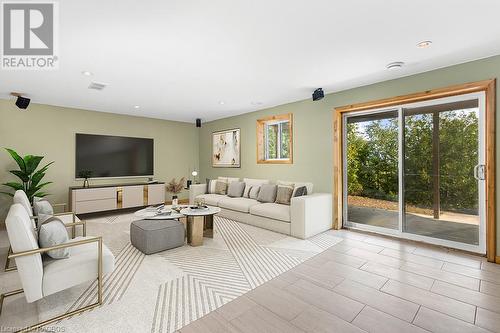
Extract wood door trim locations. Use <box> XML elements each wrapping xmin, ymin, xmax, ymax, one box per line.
<box><xmin>333</xmin><ymin>79</ymin><xmax>497</xmax><ymax>262</ymax></box>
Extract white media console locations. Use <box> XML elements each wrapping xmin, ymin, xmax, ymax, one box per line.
<box><xmin>69</xmin><ymin>183</ymin><xmax>165</xmax><ymax>214</ymax></box>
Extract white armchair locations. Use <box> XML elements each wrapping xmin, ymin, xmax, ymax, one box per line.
<box><xmin>0</xmin><ymin>204</ymin><xmax>115</xmax><ymax>332</ymax></box>
<box><xmin>5</xmin><ymin>190</ymin><xmax>87</xmax><ymax>272</ymax></box>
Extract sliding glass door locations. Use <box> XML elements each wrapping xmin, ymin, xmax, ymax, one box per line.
<box><xmin>343</xmin><ymin>93</ymin><xmax>486</xmax><ymax>253</ymax></box>
<box><xmin>344</xmin><ymin>110</ymin><xmax>399</xmax><ymax>231</ymax></box>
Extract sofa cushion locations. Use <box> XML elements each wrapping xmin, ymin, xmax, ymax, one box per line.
<box><xmin>38</xmin><ymin>217</ymin><xmax>70</xmax><ymax>259</ymax></box>
<box><xmin>195</xmin><ymin>194</ymin><xmax>227</xmax><ymax>206</ymax></box>
<box><xmin>293</xmin><ymin>186</ymin><xmax>308</xmax><ymax>197</ymax></box>
<box><xmin>219</xmin><ymin>197</ymin><xmax>260</xmax><ymax>213</ymax></box>
<box><xmin>257</xmin><ymin>184</ymin><xmax>277</xmax><ymax>203</ymax></box>
<box><xmin>250</xmin><ymin>203</ymin><xmax>291</xmax><ymax>222</ymax></box>
<box><xmin>227</xmin><ymin>181</ymin><xmax>245</xmax><ymax>197</ymax></box>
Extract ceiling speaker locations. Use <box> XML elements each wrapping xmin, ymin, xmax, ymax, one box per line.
<box><xmin>312</xmin><ymin>88</ymin><xmax>324</xmax><ymax>101</ymax></box>
<box><xmin>15</xmin><ymin>96</ymin><xmax>31</xmax><ymax>109</ymax></box>
<box><xmin>196</xmin><ymin>118</ymin><xmax>202</xmax><ymax>128</ymax></box>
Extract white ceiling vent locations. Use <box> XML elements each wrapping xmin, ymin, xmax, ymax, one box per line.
<box><xmin>88</xmin><ymin>82</ymin><xmax>107</xmax><ymax>90</ymax></box>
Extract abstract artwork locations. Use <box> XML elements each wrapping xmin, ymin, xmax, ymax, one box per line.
<box><xmin>212</xmin><ymin>128</ymin><xmax>240</xmax><ymax>168</ymax></box>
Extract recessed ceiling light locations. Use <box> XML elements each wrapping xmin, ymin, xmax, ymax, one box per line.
<box><xmin>81</xmin><ymin>71</ymin><xmax>93</xmax><ymax>76</ymax></box>
<box><xmin>416</xmin><ymin>40</ymin><xmax>432</xmax><ymax>48</ymax></box>
<box><xmin>386</xmin><ymin>62</ymin><xmax>405</xmax><ymax>70</ymax></box>
<box><xmin>134</xmin><ymin>105</ymin><xmax>140</xmax><ymax>109</ymax></box>
<box><xmin>251</xmin><ymin>101</ymin><xmax>263</xmax><ymax>106</ymax></box>
<box><xmin>219</xmin><ymin>101</ymin><xmax>225</xmax><ymax>105</ymax></box>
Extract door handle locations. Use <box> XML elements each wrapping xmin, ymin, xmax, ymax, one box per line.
<box><xmin>474</xmin><ymin>164</ymin><xmax>486</xmax><ymax>180</ymax></box>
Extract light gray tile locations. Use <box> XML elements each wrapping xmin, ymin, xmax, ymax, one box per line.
<box><xmin>290</xmin><ymin>262</ymin><xmax>344</xmax><ymax>290</ymax></box>
<box><xmin>180</xmin><ymin>311</ymin><xmax>240</xmax><ymax>333</ymax></box>
<box><xmin>480</xmin><ymin>280</ymin><xmax>500</xmax><ymax>298</ymax></box>
<box><xmin>285</xmin><ymin>279</ymin><xmax>364</xmax><ymax>322</ymax></box>
<box><xmin>481</xmin><ymin>260</ymin><xmax>500</xmax><ymax>274</ymax></box>
<box><xmin>413</xmin><ymin>307</ymin><xmax>489</xmax><ymax>333</ymax></box>
<box><xmin>229</xmin><ymin>305</ymin><xmax>305</xmax><ymax>333</ymax></box>
<box><xmin>361</xmin><ymin>262</ymin><xmax>434</xmax><ymax>290</ymax></box>
<box><xmin>380</xmin><ymin>248</ymin><xmax>444</xmax><ymax>269</ymax></box>
<box><xmin>246</xmin><ymin>284</ymin><xmax>310</xmax><ymax>321</ymax></box>
<box><xmin>321</xmin><ymin>261</ymin><xmax>388</xmax><ymax>289</ymax></box>
<box><xmin>340</xmin><ymin>238</ymin><xmax>385</xmax><ymax>253</ymax></box>
<box><xmin>216</xmin><ymin>296</ymin><xmax>258</xmax><ymax>321</ymax></box>
<box><xmin>267</xmin><ymin>271</ymin><xmax>300</xmax><ymax>289</ymax></box>
<box><xmin>412</xmin><ymin>247</ymin><xmax>482</xmax><ymax>269</ymax></box>
<box><xmin>346</xmin><ymin>247</ymin><xmax>403</xmax><ymax>268</ymax></box>
<box><xmin>381</xmin><ymin>279</ymin><xmax>476</xmax><ymax>323</ymax></box>
<box><xmin>431</xmin><ymin>280</ymin><xmax>500</xmax><ymax>313</ymax></box>
<box><xmin>291</xmin><ymin>306</ymin><xmax>365</xmax><ymax>333</ymax></box>
<box><xmin>334</xmin><ymin>279</ymin><xmax>419</xmax><ymax>322</ymax></box>
<box><xmin>476</xmin><ymin>307</ymin><xmax>500</xmax><ymax>333</ymax></box>
<box><xmin>352</xmin><ymin>306</ymin><xmax>427</xmax><ymax>333</ymax></box>
<box><xmin>308</xmin><ymin>250</ymin><xmax>367</xmax><ymax>268</ymax></box>
<box><xmin>400</xmin><ymin>262</ymin><xmax>480</xmax><ymax>290</ymax></box>
<box><xmin>443</xmin><ymin>262</ymin><xmax>500</xmax><ymax>284</ymax></box>
<box><xmin>362</xmin><ymin>235</ymin><xmax>417</xmax><ymax>253</ymax></box>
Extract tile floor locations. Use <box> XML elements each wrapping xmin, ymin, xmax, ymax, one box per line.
<box><xmin>179</xmin><ymin>229</ymin><xmax>500</xmax><ymax>333</ymax></box>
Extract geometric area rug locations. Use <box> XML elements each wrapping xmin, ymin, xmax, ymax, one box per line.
<box><xmin>0</xmin><ymin>214</ymin><xmax>341</xmax><ymax>333</ymax></box>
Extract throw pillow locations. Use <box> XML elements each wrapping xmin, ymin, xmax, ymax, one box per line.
<box><xmin>206</xmin><ymin>178</ymin><xmax>217</xmax><ymax>194</ymax></box>
<box><xmin>33</xmin><ymin>197</ymin><xmax>54</xmax><ymax>216</ymax></box>
<box><xmin>249</xmin><ymin>186</ymin><xmax>261</xmax><ymax>199</ymax></box>
<box><xmin>293</xmin><ymin>186</ymin><xmax>308</xmax><ymax>197</ymax></box>
<box><xmin>275</xmin><ymin>185</ymin><xmax>294</xmax><ymax>205</ymax></box>
<box><xmin>38</xmin><ymin>217</ymin><xmax>70</xmax><ymax>259</ymax></box>
<box><xmin>257</xmin><ymin>184</ymin><xmax>277</xmax><ymax>203</ymax></box>
<box><xmin>214</xmin><ymin>180</ymin><xmax>228</xmax><ymax>195</ymax></box>
<box><xmin>227</xmin><ymin>181</ymin><xmax>245</xmax><ymax>198</ymax></box>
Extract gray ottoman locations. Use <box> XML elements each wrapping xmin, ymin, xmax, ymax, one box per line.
<box><xmin>130</xmin><ymin>219</ymin><xmax>185</xmax><ymax>254</ymax></box>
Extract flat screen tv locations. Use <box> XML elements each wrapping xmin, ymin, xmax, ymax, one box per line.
<box><xmin>75</xmin><ymin>133</ymin><xmax>154</xmax><ymax>178</ymax></box>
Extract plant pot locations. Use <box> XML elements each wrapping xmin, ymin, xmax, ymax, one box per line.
<box><xmin>83</xmin><ymin>178</ymin><xmax>90</xmax><ymax>188</ymax></box>
<box><xmin>172</xmin><ymin>195</ymin><xmax>179</xmax><ymax>207</ymax></box>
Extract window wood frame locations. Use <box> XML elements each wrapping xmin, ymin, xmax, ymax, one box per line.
<box><xmin>333</xmin><ymin>79</ymin><xmax>496</xmax><ymax>262</ymax></box>
<box><xmin>257</xmin><ymin>113</ymin><xmax>293</xmax><ymax>164</ymax></box>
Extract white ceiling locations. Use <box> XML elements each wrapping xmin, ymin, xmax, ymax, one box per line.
<box><xmin>2</xmin><ymin>0</ymin><xmax>500</xmax><ymax>123</ymax></box>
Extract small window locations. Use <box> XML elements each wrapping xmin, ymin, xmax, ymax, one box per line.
<box><xmin>257</xmin><ymin>113</ymin><xmax>293</xmax><ymax>164</ymax></box>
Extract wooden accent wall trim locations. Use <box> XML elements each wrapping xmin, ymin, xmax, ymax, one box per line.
<box><xmin>486</xmin><ymin>79</ymin><xmax>496</xmax><ymax>262</ymax></box>
<box><xmin>333</xmin><ymin>79</ymin><xmax>497</xmax><ymax>262</ymax></box>
<box><xmin>256</xmin><ymin>113</ymin><xmax>294</xmax><ymax>164</ymax></box>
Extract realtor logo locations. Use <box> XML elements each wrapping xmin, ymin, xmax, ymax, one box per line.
<box><xmin>1</xmin><ymin>1</ymin><xmax>59</xmax><ymax>70</ymax></box>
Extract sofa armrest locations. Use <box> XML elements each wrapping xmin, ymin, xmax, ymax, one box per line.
<box><xmin>189</xmin><ymin>184</ymin><xmax>208</xmax><ymax>204</ymax></box>
<box><xmin>290</xmin><ymin>193</ymin><xmax>332</xmax><ymax>239</ymax></box>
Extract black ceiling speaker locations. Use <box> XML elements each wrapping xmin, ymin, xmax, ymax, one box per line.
<box><xmin>196</xmin><ymin>118</ymin><xmax>202</xmax><ymax>128</ymax></box>
<box><xmin>312</xmin><ymin>88</ymin><xmax>324</xmax><ymax>101</ymax></box>
<box><xmin>15</xmin><ymin>96</ymin><xmax>31</xmax><ymax>109</ymax></box>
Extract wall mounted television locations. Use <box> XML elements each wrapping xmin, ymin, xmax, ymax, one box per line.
<box><xmin>75</xmin><ymin>133</ymin><xmax>154</xmax><ymax>178</ymax></box>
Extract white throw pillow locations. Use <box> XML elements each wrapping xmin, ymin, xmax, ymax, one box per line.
<box><xmin>38</xmin><ymin>217</ymin><xmax>70</xmax><ymax>259</ymax></box>
<box><xmin>33</xmin><ymin>197</ymin><xmax>54</xmax><ymax>216</ymax></box>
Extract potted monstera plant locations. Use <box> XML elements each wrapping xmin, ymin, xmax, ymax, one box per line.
<box><xmin>1</xmin><ymin>148</ymin><xmax>54</xmax><ymax>203</ymax></box>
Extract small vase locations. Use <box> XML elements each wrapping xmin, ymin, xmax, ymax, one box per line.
<box><xmin>172</xmin><ymin>195</ymin><xmax>178</xmax><ymax>207</ymax></box>
<box><xmin>83</xmin><ymin>178</ymin><xmax>89</xmax><ymax>188</ymax></box>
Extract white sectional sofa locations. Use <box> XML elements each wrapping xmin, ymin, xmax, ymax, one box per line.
<box><xmin>189</xmin><ymin>177</ymin><xmax>332</xmax><ymax>239</ymax></box>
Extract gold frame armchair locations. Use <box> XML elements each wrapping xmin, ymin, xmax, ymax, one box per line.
<box><xmin>4</xmin><ymin>190</ymin><xmax>87</xmax><ymax>272</ymax></box>
<box><xmin>0</xmin><ymin>204</ymin><xmax>115</xmax><ymax>333</ymax></box>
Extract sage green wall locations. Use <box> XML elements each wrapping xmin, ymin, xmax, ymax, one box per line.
<box><xmin>0</xmin><ymin>101</ymin><xmax>199</xmax><ymax>220</ymax></box>
<box><xmin>199</xmin><ymin>54</ymin><xmax>500</xmax><ymax>252</ymax></box>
